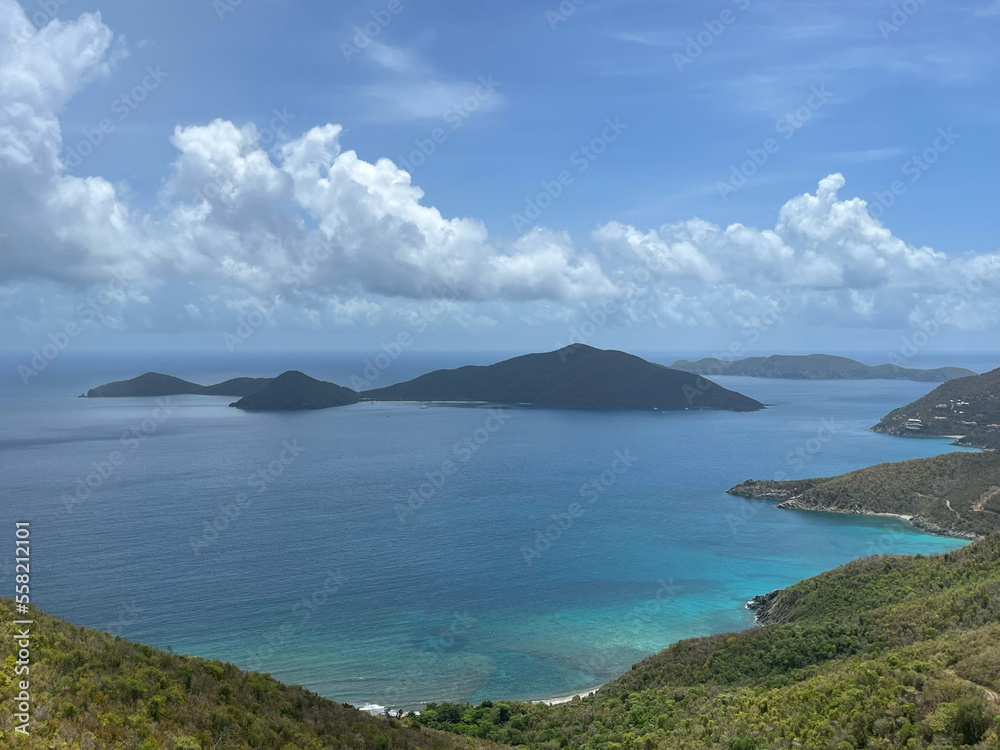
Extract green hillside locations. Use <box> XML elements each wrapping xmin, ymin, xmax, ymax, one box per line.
<box><xmin>86</xmin><ymin>373</ymin><xmax>273</xmax><ymax>398</ymax></box>
<box><xmin>729</xmin><ymin>451</ymin><xmax>1000</xmax><ymax>539</ymax></box>
<box><xmin>229</xmin><ymin>370</ymin><xmax>359</xmax><ymax>411</ymax></box>
<box><xmin>413</xmin><ymin>534</ymin><xmax>1000</xmax><ymax>749</ymax></box>
<box><xmin>0</xmin><ymin>599</ymin><xmax>497</xmax><ymax>750</ymax></box>
<box><xmin>872</xmin><ymin>368</ymin><xmax>1000</xmax><ymax>450</ymax></box>
<box><xmin>365</xmin><ymin>346</ymin><xmax>763</xmax><ymax>412</ymax></box>
<box><xmin>670</xmin><ymin>354</ymin><xmax>976</xmax><ymax>382</ymax></box>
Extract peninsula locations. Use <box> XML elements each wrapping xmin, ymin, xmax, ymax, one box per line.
<box><xmin>84</xmin><ymin>372</ymin><xmax>273</xmax><ymax>398</ymax></box>
<box><xmin>872</xmin><ymin>367</ymin><xmax>1000</xmax><ymax>450</ymax></box>
<box><xmin>365</xmin><ymin>345</ymin><xmax>763</xmax><ymax>411</ymax></box>
<box><xmin>728</xmin><ymin>450</ymin><xmax>1000</xmax><ymax>539</ymax></box>
<box><xmin>670</xmin><ymin>353</ymin><xmax>975</xmax><ymax>382</ymax></box>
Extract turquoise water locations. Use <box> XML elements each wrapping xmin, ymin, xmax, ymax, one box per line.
<box><xmin>0</xmin><ymin>351</ymin><xmax>992</xmax><ymax>710</ymax></box>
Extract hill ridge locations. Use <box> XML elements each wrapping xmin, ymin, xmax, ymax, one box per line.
<box><xmin>671</xmin><ymin>353</ymin><xmax>976</xmax><ymax>382</ymax></box>
<box><xmin>365</xmin><ymin>345</ymin><xmax>764</xmax><ymax>411</ymax></box>
<box><xmin>872</xmin><ymin>367</ymin><xmax>1000</xmax><ymax>449</ymax></box>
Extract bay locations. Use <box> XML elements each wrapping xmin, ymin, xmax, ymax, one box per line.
<box><xmin>0</xmin><ymin>350</ymin><xmax>993</xmax><ymax>709</ymax></box>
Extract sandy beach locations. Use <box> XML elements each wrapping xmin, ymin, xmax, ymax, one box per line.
<box><xmin>533</xmin><ymin>685</ymin><xmax>604</xmax><ymax>705</ymax></box>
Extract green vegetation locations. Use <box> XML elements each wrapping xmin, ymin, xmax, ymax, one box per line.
<box><xmin>0</xmin><ymin>600</ymin><xmax>497</xmax><ymax>750</ymax></box>
<box><xmin>366</xmin><ymin>345</ymin><xmax>763</xmax><ymax>411</ymax></box>
<box><xmin>729</xmin><ymin>451</ymin><xmax>1000</xmax><ymax>539</ymax></box>
<box><xmin>670</xmin><ymin>354</ymin><xmax>975</xmax><ymax>382</ymax></box>
<box><xmin>872</xmin><ymin>368</ymin><xmax>1000</xmax><ymax>450</ymax></box>
<box><xmin>230</xmin><ymin>370</ymin><xmax>359</xmax><ymax>411</ymax></box>
<box><xmin>413</xmin><ymin>533</ymin><xmax>1000</xmax><ymax>749</ymax></box>
<box><xmin>86</xmin><ymin>347</ymin><xmax>767</xmax><ymax>413</ymax></box>
<box><xmin>86</xmin><ymin>372</ymin><xmax>273</xmax><ymax>398</ymax></box>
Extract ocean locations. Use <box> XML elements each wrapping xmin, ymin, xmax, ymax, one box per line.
<box><xmin>0</xmin><ymin>350</ymin><xmax>995</xmax><ymax>710</ymax></box>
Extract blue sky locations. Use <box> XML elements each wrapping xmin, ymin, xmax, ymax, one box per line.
<box><xmin>1</xmin><ymin>0</ymin><xmax>999</xmax><ymax>359</ymax></box>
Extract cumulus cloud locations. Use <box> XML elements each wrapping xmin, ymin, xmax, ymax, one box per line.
<box><xmin>595</xmin><ymin>173</ymin><xmax>1000</xmax><ymax>330</ymax></box>
<box><xmin>0</xmin><ymin>1</ymin><xmax>610</xmax><ymax>312</ymax></box>
<box><xmin>0</xmin><ymin>0</ymin><xmax>997</xmax><ymax>345</ymax></box>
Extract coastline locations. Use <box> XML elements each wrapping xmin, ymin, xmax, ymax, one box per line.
<box><xmin>774</xmin><ymin>502</ymin><xmax>982</xmax><ymax>541</ymax></box>
<box><xmin>532</xmin><ymin>685</ymin><xmax>604</xmax><ymax>706</ymax></box>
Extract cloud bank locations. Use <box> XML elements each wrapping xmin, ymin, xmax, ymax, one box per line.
<box><xmin>1</xmin><ymin>0</ymin><xmax>997</xmax><ymax>346</ymax></box>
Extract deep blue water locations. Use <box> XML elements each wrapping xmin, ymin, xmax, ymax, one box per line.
<box><xmin>0</xmin><ymin>351</ymin><xmax>996</xmax><ymax>710</ymax></box>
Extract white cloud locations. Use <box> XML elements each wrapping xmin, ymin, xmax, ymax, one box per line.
<box><xmin>356</xmin><ymin>42</ymin><xmax>505</xmax><ymax>123</ymax></box>
<box><xmin>594</xmin><ymin>173</ymin><xmax>1000</xmax><ymax>330</ymax></box>
<box><xmin>0</xmin><ymin>3</ymin><xmax>604</xmax><ymax>310</ymax></box>
<box><xmin>0</xmin><ymin>0</ymin><xmax>997</xmax><ymax>345</ymax></box>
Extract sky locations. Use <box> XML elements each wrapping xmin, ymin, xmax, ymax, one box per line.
<box><xmin>1</xmin><ymin>0</ymin><xmax>998</xmax><ymax>362</ymax></box>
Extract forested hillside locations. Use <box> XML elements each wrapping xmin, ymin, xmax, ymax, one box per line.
<box><xmin>729</xmin><ymin>451</ymin><xmax>1000</xmax><ymax>539</ymax></box>
<box><xmin>873</xmin><ymin>368</ymin><xmax>1000</xmax><ymax>450</ymax></box>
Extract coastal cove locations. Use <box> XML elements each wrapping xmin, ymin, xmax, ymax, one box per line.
<box><xmin>0</xmin><ymin>352</ymin><xmax>993</xmax><ymax>711</ymax></box>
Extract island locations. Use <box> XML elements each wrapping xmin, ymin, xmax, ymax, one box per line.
<box><xmin>85</xmin><ymin>346</ymin><xmax>765</xmax><ymax>413</ymax></box>
<box><xmin>728</xmin><ymin>450</ymin><xmax>1000</xmax><ymax>539</ymax></box>
<box><xmin>871</xmin><ymin>367</ymin><xmax>1000</xmax><ymax>450</ymax></box>
<box><xmin>84</xmin><ymin>372</ymin><xmax>273</xmax><ymax>398</ymax></box>
<box><xmin>229</xmin><ymin>370</ymin><xmax>359</xmax><ymax>411</ymax></box>
<box><xmin>670</xmin><ymin>353</ymin><xmax>976</xmax><ymax>382</ymax></box>
<box><xmin>364</xmin><ymin>345</ymin><xmax>764</xmax><ymax>411</ymax></box>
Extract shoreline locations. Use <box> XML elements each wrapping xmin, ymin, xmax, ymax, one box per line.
<box><xmin>532</xmin><ymin>685</ymin><xmax>604</xmax><ymax>706</ymax></box>
<box><xmin>775</xmin><ymin>502</ymin><xmax>982</xmax><ymax>541</ymax></box>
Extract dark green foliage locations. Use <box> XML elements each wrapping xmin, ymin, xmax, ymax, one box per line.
<box><xmin>365</xmin><ymin>345</ymin><xmax>763</xmax><ymax>411</ymax></box>
<box><xmin>872</xmin><ymin>367</ymin><xmax>1000</xmax><ymax>449</ymax></box>
<box><xmin>87</xmin><ymin>372</ymin><xmax>273</xmax><ymax>398</ymax></box>
<box><xmin>950</xmin><ymin>698</ymin><xmax>991</xmax><ymax>745</ymax></box>
<box><xmin>230</xmin><ymin>370</ymin><xmax>359</xmax><ymax>411</ymax></box>
<box><xmin>671</xmin><ymin>353</ymin><xmax>976</xmax><ymax>382</ymax></box>
<box><xmin>730</xmin><ymin>450</ymin><xmax>1000</xmax><ymax>538</ymax></box>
